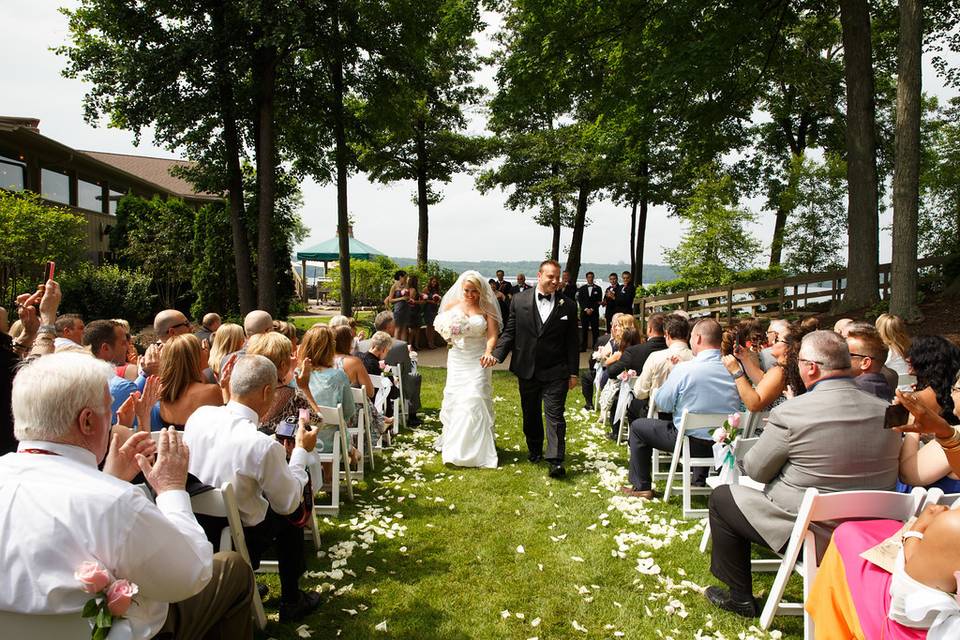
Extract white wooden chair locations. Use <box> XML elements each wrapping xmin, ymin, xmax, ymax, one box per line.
<box><xmin>662</xmin><ymin>409</ymin><xmax>728</xmax><ymax>519</ymax></box>
<box><xmin>613</xmin><ymin>374</ymin><xmax>637</xmax><ymax>445</ymax></box>
<box><xmin>190</xmin><ymin>482</ymin><xmax>267</xmax><ymax>630</ymax></box>
<box><xmin>316</xmin><ymin>403</ymin><xmax>354</xmax><ymax>503</ymax></box>
<box><xmin>391</xmin><ymin>365</ymin><xmax>407</xmax><ymax>429</ymax></box>
<box><xmin>311</xmin><ymin>435</ymin><xmax>341</xmax><ymax>516</ymax></box>
<box><xmin>645</xmin><ymin>389</ymin><xmax>673</xmax><ymax>483</ymax></box>
<box><xmin>699</xmin><ymin>437</ymin><xmax>764</xmax><ymax>553</ymax></box>
<box><xmin>350</xmin><ymin>386</ymin><xmax>376</xmax><ymax>478</ymax></box>
<box><xmin>742</xmin><ymin>410</ymin><xmax>769</xmax><ymax>439</ymax></box>
<box><xmin>758</xmin><ymin>487</ymin><xmax>926</xmax><ymax>639</ymax></box>
<box><xmin>0</xmin><ymin>611</ymin><xmax>90</xmax><ymax>638</ymax></box>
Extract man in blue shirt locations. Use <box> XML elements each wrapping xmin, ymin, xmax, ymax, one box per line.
<box><xmin>622</xmin><ymin>318</ymin><xmax>740</xmax><ymax>498</ymax></box>
<box><xmin>83</xmin><ymin>320</ymin><xmax>138</xmax><ymax>423</ymax></box>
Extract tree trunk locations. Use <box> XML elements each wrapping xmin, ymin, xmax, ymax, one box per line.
<box><xmin>415</xmin><ymin>126</ymin><xmax>429</xmax><ymax>268</ymax></box>
<box><xmin>634</xmin><ymin>192</ymin><xmax>648</xmax><ymax>286</ymax></box>
<box><xmin>838</xmin><ymin>0</ymin><xmax>880</xmax><ymax>310</ymax></box>
<box><xmin>564</xmin><ymin>181</ymin><xmax>590</xmax><ymax>281</ymax></box>
<box><xmin>890</xmin><ymin>0</ymin><xmax>923</xmax><ymax>321</ymax></box>
<box><xmin>253</xmin><ymin>44</ymin><xmax>277</xmax><ymax>314</ymax></box>
<box><xmin>629</xmin><ymin>196</ymin><xmax>637</xmax><ymax>277</ymax></box>
<box><xmin>769</xmin><ymin>200</ymin><xmax>788</xmax><ymax>267</ymax></box>
<box><xmin>211</xmin><ymin>0</ymin><xmax>255</xmax><ymax>315</ymax></box>
<box><xmin>550</xmin><ymin>162</ymin><xmax>561</xmax><ymax>260</ymax></box>
<box><xmin>331</xmin><ymin>0</ymin><xmax>353</xmax><ymax>316</ymax></box>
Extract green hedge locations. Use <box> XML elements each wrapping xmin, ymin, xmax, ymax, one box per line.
<box><xmin>59</xmin><ymin>263</ymin><xmax>155</xmax><ymax>327</ymax></box>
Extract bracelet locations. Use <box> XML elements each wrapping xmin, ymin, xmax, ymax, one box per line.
<box><xmin>902</xmin><ymin>531</ymin><xmax>924</xmax><ymax>543</ymax></box>
<box><xmin>731</xmin><ymin>369</ymin><xmax>745</xmax><ymax>380</ymax></box>
<box><xmin>935</xmin><ymin>426</ymin><xmax>960</xmax><ymax>450</ymax></box>
<box><xmin>38</xmin><ymin>324</ymin><xmax>56</xmax><ymax>334</ymax></box>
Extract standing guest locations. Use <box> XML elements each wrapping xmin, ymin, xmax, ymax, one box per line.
<box><xmin>494</xmin><ymin>270</ymin><xmax>513</xmax><ymax>321</ymax></box>
<box><xmin>422</xmin><ymin>276</ymin><xmax>443</xmax><ymax>349</ymax></box>
<box><xmin>54</xmin><ymin>313</ymin><xmax>87</xmax><ymax>353</ymax></box>
<box><xmin>183</xmin><ymin>354</ymin><xmax>321</xmax><ymax>622</ymax></box>
<box><xmin>560</xmin><ymin>270</ymin><xmax>579</xmax><ymax>301</ymax></box>
<box><xmin>407</xmin><ymin>275</ymin><xmax>423</xmax><ymax>350</ymax></box>
<box><xmin>876</xmin><ymin>313</ymin><xmax>913</xmax><ymax>376</ymax></box>
<box><xmin>195</xmin><ymin>313</ymin><xmax>221</xmax><ymax>344</ymax></box>
<box><xmin>577</xmin><ymin>271</ymin><xmax>603</xmax><ymax>351</ymax></box>
<box><xmin>621</xmin><ymin>319</ymin><xmax>739</xmax><ymax>499</ymax></box>
<box><xmin>357</xmin><ymin>311</ymin><xmax>422</xmax><ymax>426</ymax></box>
<box><xmin>385</xmin><ymin>271</ymin><xmax>410</xmax><ymax>342</ymax></box>
<box><xmin>243</xmin><ymin>310</ymin><xmax>273</xmax><ymax>340</ymax></box>
<box><xmin>513</xmin><ymin>273</ymin><xmax>531</xmax><ymax>293</ymax></box>
<box><xmin>154</xmin><ymin>309</ymin><xmax>192</xmax><ymax>344</ymax></box>
<box><xmin>703</xmin><ymin>330</ymin><xmax>900</xmax><ymax>618</ymax></box>
<box><xmin>1</xmin><ymin>352</ymin><xmax>254</xmax><ymax>638</ymax></box>
<box><xmin>208</xmin><ymin>323</ymin><xmax>245</xmax><ymax>381</ymax></box>
<box><xmin>111</xmin><ymin>319</ymin><xmax>139</xmax><ymax>380</ymax></box>
<box><xmin>83</xmin><ymin>319</ymin><xmax>139</xmax><ymax>422</ymax></box>
<box><xmin>151</xmin><ymin>334</ymin><xmax>223</xmax><ymax>430</ymax></box>
<box><xmin>602</xmin><ymin>272</ymin><xmax>620</xmax><ymax>330</ymax></box>
<box><xmin>615</xmin><ymin>271</ymin><xmax>636</xmax><ymax>317</ymax></box>
<box><xmin>846</xmin><ymin>326</ymin><xmax>895</xmax><ymax>401</ymax></box>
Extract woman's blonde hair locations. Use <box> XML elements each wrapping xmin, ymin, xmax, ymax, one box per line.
<box><xmin>875</xmin><ymin>313</ymin><xmax>911</xmax><ymax>358</ymax></box>
<box><xmin>613</xmin><ymin>313</ymin><xmax>638</xmax><ymax>333</ymax></box>
<box><xmin>209</xmin><ymin>323</ymin><xmax>245</xmax><ymax>376</ymax></box>
<box><xmin>300</xmin><ymin>325</ymin><xmax>335</xmax><ymax>367</ymax></box>
<box><xmin>159</xmin><ymin>333</ymin><xmax>203</xmax><ymax>403</ymax></box>
<box><xmin>247</xmin><ymin>331</ymin><xmax>293</xmax><ymax>379</ymax></box>
<box><xmin>272</xmin><ymin>320</ymin><xmax>298</xmax><ymax>343</ymax></box>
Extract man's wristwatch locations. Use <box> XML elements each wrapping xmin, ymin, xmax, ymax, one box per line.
<box><xmin>731</xmin><ymin>369</ymin><xmax>746</xmax><ymax>380</ymax></box>
<box><xmin>38</xmin><ymin>324</ymin><xmax>56</xmax><ymax>335</ymax></box>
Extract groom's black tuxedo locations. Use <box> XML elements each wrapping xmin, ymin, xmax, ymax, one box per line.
<box><xmin>492</xmin><ymin>288</ymin><xmax>580</xmax><ymax>465</ymax></box>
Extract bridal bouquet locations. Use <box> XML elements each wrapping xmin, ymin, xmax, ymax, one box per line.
<box><xmin>433</xmin><ymin>310</ymin><xmax>470</xmax><ymax>342</ymax></box>
<box><xmin>76</xmin><ymin>561</ymin><xmax>138</xmax><ymax>639</ymax></box>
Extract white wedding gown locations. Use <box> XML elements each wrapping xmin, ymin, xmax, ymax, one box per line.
<box><xmin>436</xmin><ymin>312</ymin><xmax>498</xmax><ymax>468</ymax></box>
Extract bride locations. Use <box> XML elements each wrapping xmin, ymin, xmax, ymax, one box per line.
<box><xmin>433</xmin><ymin>271</ymin><xmax>502</xmax><ymax>468</ymax></box>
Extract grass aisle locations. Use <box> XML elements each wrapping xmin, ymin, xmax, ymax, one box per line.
<box><xmin>260</xmin><ymin>368</ymin><xmax>802</xmax><ymax>639</ymax></box>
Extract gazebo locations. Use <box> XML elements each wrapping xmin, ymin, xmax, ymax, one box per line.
<box><xmin>295</xmin><ymin>232</ymin><xmax>386</xmax><ymax>303</ymax></box>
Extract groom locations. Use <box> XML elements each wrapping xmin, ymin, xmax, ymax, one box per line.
<box><xmin>485</xmin><ymin>260</ymin><xmax>580</xmax><ymax>478</ymax></box>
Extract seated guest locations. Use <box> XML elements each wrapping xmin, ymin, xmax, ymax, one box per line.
<box><xmin>361</xmin><ymin>331</ymin><xmax>401</xmax><ymax>421</ymax></box>
<box><xmin>195</xmin><ymin>312</ymin><xmax>221</xmax><ymax>344</ymax></box>
<box><xmin>703</xmin><ymin>330</ymin><xmax>900</xmax><ymax>617</ymax></box>
<box><xmin>301</xmin><ymin>325</ymin><xmax>357</xmax><ymax>452</ymax></box>
<box><xmin>54</xmin><ymin>313</ymin><xmax>87</xmax><ymax>353</ymax></box>
<box><xmin>621</xmin><ymin>318</ymin><xmax>740</xmax><ymax>499</ymax></box>
<box><xmin>846</xmin><ymin>325</ymin><xmax>895</xmax><ymax>401</ymax></box>
<box><xmin>154</xmin><ymin>309</ymin><xmax>192</xmax><ymax>344</ymax></box>
<box><xmin>83</xmin><ymin>319</ymin><xmax>138</xmax><ymax>422</ymax></box>
<box><xmin>333</xmin><ymin>325</ymin><xmax>391</xmax><ymax>441</ymax></box>
<box><xmin>243</xmin><ymin>309</ymin><xmax>274</xmax><ymax>340</ymax></box>
<box><xmin>184</xmin><ymin>354</ymin><xmax>321</xmax><ymax>621</ymax></box>
<box><xmin>151</xmin><ymin>334</ymin><xmax>223</xmax><ymax>430</ymax></box>
<box><xmin>581</xmin><ymin>313</ymin><xmax>625</xmax><ymax>410</ymax></box>
<box><xmin>246</xmin><ymin>332</ymin><xmax>318</xmax><ymax>435</ymax></box>
<box><xmin>722</xmin><ymin>319</ymin><xmax>766</xmax><ymax>384</ymax></box>
<box><xmin>598</xmin><ymin>326</ymin><xmax>643</xmax><ymax>434</ymax></box>
<box><xmin>722</xmin><ymin>322</ymin><xmax>808</xmax><ymax>412</ymax></box>
<box><xmin>759</xmin><ymin>318</ymin><xmax>789</xmax><ymax>371</ymax></box>
<box><xmin>1</xmin><ymin>352</ymin><xmax>253</xmax><ymax>637</ymax></box>
<box><xmin>629</xmin><ymin>314</ymin><xmax>693</xmax><ymax>419</ymax></box>
<box><xmin>358</xmin><ymin>311</ymin><xmax>422</xmax><ymax>426</ymax></box>
<box><xmin>209</xmin><ymin>323</ymin><xmax>245</xmax><ymax>381</ymax></box>
<box><xmin>833</xmin><ymin>317</ymin><xmax>854</xmax><ymax>337</ymax></box>
<box><xmin>799</xmin><ymin>316</ymin><xmax>820</xmax><ymax>332</ymax></box>
<box><xmin>273</xmin><ymin>320</ymin><xmax>299</xmax><ymax>350</ymax></box>
<box><xmin>877</xmin><ymin>312</ymin><xmax>912</xmax><ymax>376</ymax></box>
<box><xmin>605</xmin><ymin>312</ymin><xmax>668</xmax><ymax>380</ymax></box>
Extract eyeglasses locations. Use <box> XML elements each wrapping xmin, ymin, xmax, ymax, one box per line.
<box><xmin>849</xmin><ymin>353</ymin><xmax>873</xmax><ymax>360</ymax></box>
<box><xmin>798</xmin><ymin>358</ymin><xmax>824</xmax><ymax>367</ymax></box>
<box><xmin>170</xmin><ymin>321</ymin><xmax>190</xmax><ymax>330</ymax></box>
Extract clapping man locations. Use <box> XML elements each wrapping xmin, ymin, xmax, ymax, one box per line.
<box><xmin>602</xmin><ymin>273</ymin><xmax>619</xmax><ymax>331</ymax></box>
<box><xmin>514</xmin><ymin>273</ymin><xmax>531</xmax><ymax>293</ymax></box>
<box><xmin>615</xmin><ymin>271</ymin><xmax>636</xmax><ymax>316</ymax></box>
<box><xmin>494</xmin><ymin>270</ymin><xmax>513</xmax><ymax>320</ymax></box>
<box><xmin>54</xmin><ymin>313</ymin><xmax>87</xmax><ymax>353</ymax></box>
<box><xmin>184</xmin><ymin>354</ymin><xmax>321</xmax><ymax>622</ymax></box>
<box><xmin>0</xmin><ymin>353</ymin><xmax>254</xmax><ymax>638</ymax></box>
<box><xmin>577</xmin><ymin>271</ymin><xmax>602</xmax><ymax>352</ymax></box>
<box><xmin>83</xmin><ymin>319</ymin><xmax>138</xmax><ymax>423</ymax></box>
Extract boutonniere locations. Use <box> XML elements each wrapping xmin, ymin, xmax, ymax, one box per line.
<box><xmin>558</xmin><ymin>299</ymin><xmax>565</xmax><ymax>306</ymax></box>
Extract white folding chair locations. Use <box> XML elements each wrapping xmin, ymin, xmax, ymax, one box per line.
<box><xmin>742</xmin><ymin>410</ymin><xmax>769</xmax><ymax>439</ymax></box>
<box><xmin>311</xmin><ymin>436</ymin><xmax>341</xmax><ymax>516</ymax></box>
<box><xmin>758</xmin><ymin>487</ymin><xmax>926</xmax><ymax>639</ymax></box>
<box><xmin>350</xmin><ymin>386</ymin><xmax>376</xmax><ymax>478</ymax></box>
<box><xmin>613</xmin><ymin>375</ymin><xmax>636</xmax><ymax>445</ymax></box>
<box><xmin>316</xmin><ymin>404</ymin><xmax>354</xmax><ymax>503</ymax></box>
<box><xmin>699</xmin><ymin>437</ymin><xmax>763</xmax><ymax>552</ymax></box>
<box><xmin>391</xmin><ymin>365</ymin><xmax>407</xmax><ymax>429</ymax></box>
<box><xmin>646</xmin><ymin>389</ymin><xmax>672</xmax><ymax>482</ymax></box>
<box><xmin>662</xmin><ymin>410</ymin><xmax>728</xmax><ymax>519</ymax></box>
<box><xmin>190</xmin><ymin>482</ymin><xmax>267</xmax><ymax>630</ymax></box>
<box><xmin>0</xmin><ymin>611</ymin><xmax>90</xmax><ymax>638</ymax></box>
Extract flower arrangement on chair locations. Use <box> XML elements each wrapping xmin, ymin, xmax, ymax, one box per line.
<box><xmin>711</xmin><ymin>412</ymin><xmax>742</xmax><ymax>484</ymax></box>
<box><xmin>75</xmin><ymin>561</ymin><xmax>138</xmax><ymax>639</ymax></box>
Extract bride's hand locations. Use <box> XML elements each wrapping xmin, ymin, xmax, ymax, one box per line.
<box><xmin>480</xmin><ymin>353</ymin><xmax>498</xmax><ymax>368</ymax></box>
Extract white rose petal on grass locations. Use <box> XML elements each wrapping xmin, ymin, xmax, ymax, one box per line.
<box><xmin>296</xmin><ymin>625</ymin><xmax>313</xmax><ymax>638</ymax></box>
<box><xmin>531</xmin><ymin>617</ymin><xmax>542</xmax><ymax>627</ymax></box>
<box><xmin>342</xmin><ymin>609</ymin><xmax>358</xmax><ymax>616</ymax></box>
<box><xmin>501</xmin><ymin>609</ymin><xmax>512</xmax><ymax>619</ymax></box>
<box><xmin>375</xmin><ymin>620</ymin><xmax>388</xmax><ymax>632</ymax></box>
<box><xmin>570</xmin><ymin>556</ymin><xmax>585</xmax><ymax>562</ymax></box>
<box><xmin>516</xmin><ymin>545</ymin><xmax>525</xmax><ymax>554</ymax></box>
<box><xmin>571</xmin><ymin>620</ymin><xmax>588</xmax><ymax>633</ymax></box>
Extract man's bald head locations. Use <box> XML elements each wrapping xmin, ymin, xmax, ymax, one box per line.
<box><xmin>202</xmin><ymin>313</ymin><xmax>222</xmax><ymax>331</ymax></box>
<box><xmin>154</xmin><ymin>310</ymin><xmax>190</xmax><ymax>342</ymax></box>
<box><xmin>691</xmin><ymin>318</ymin><xmax>723</xmax><ymax>353</ymax></box>
<box><xmin>244</xmin><ymin>310</ymin><xmax>274</xmax><ymax>337</ymax></box>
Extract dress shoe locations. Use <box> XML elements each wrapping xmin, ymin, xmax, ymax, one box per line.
<box><xmin>620</xmin><ymin>486</ymin><xmax>656</xmax><ymax>499</ymax></box>
<box><xmin>704</xmin><ymin>585</ymin><xmax>759</xmax><ymax>618</ymax></box>
<box><xmin>527</xmin><ymin>453</ymin><xmax>543</xmax><ymax>463</ymax></box>
<box><xmin>279</xmin><ymin>589</ymin><xmax>322</xmax><ymax>623</ymax></box>
<box><xmin>407</xmin><ymin>416</ymin><xmax>422</xmax><ymax>427</ymax></box>
<box><xmin>548</xmin><ymin>464</ymin><xmax>566</xmax><ymax>478</ymax></box>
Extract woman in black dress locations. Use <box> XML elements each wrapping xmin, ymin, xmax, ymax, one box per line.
<box><xmin>386</xmin><ymin>270</ymin><xmax>409</xmax><ymax>341</ymax></box>
<box><xmin>406</xmin><ymin>275</ymin><xmax>422</xmax><ymax>350</ymax></box>
<box><xmin>421</xmin><ymin>276</ymin><xmax>442</xmax><ymax>349</ymax></box>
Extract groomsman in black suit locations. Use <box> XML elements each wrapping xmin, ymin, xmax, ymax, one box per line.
<box><xmin>576</xmin><ymin>271</ymin><xmax>602</xmax><ymax>352</ymax></box>
<box><xmin>489</xmin><ymin>260</ymin><xmax>580</xmax><ymax>479</ymax></box>
<box><xmin>513</xmin><ymin>273</ymin><xmax>532</xmax><ymax>293</ymax></box>
<box><xmin>494</xmin><ymin>269</ymin><xmax>513</xmax><ymax>320</ymax></box>
<box><xmin>603</xmin><ymin>272</ymin><xmax>620</xmax><ymax>330</ymax></box>
<box><xmin>615</xmin><ymin>271</ymin><xmax>637</xmax><ymax>317</ymax></box>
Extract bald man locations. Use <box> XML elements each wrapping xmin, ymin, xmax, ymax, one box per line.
<box><xmin>154</xmin><ymin>310</ymin><xmax>191</xmax><ymax>344</ymax></box>
<box><xmin>244</xmin><ymin>310</ymin><xmax>273</xmax><ymax>338</ymax></box>
<box><xmin>195</xmin><ymin>313</ymin><xmax>222</xmax><ymax>345</ymax></box>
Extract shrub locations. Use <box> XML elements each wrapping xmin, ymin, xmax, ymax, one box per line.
<box><xmin>59</xmin><ymin>263</ymin><xmax>155</xmax><ymax>327</ymax></box>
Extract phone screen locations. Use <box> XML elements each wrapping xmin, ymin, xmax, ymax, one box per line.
<box><xmin>883</xmin><ymin>404</ymin><xmax>910</xmax><ymax>429</ymax></box>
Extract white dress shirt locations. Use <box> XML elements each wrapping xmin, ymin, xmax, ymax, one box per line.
<box><xmin>535</xmin><ymin>288</ymin><xmax>555</xmax><ymax>324</ymax></box>
<box><xmin>633</xmin><ymin>341</ymin><xmax>694</xmax><ymax>400</ymax></box>
<box><xmin>0</xmin><ymin>441</ymin><xmax>212</xmax><ymax>638</ymax></box>
<box><xmin>184</xmin><ymin>401</ymin><xmax>310</xmax><ymax>526</ymax></box>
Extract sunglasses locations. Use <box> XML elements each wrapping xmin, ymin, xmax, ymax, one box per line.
<box><xmin>170</xmin><ymin>321</ymin><xmax>191</xmax><ymax>330</ymax></box>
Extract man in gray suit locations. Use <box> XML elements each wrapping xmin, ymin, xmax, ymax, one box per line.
<box><xmin>357</xmin><ymin>311</ymin><xmax>421</xmax><ymax>425</ymax></box>
<box><xmin>704</xmin><ymin>330</ymin><xmax>900</xmax><ymax>617</ymax></box>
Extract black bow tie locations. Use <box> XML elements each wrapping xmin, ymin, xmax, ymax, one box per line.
<box><xmin>538</xmin><ymin>293</ymin><xmax>552</xmax><ymax>301</ymax></box>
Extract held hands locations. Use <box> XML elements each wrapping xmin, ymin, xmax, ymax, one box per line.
<box><xmin>568</xmin><ymin>375</ymin><xmax>578</xmax><ymax>390</ymax></box>
<box><xmin>136</xmin><ymin>428</ymin><xmax>189</xmax><ymax>494</ymax></box>
<box><xmin>480</xmin><ymin>353</ymin><xmax>498</xmax><ymax>368</ymax></box>
<box><xmin>103</xmin><ymin>431</ymin><xmax>157</xmax><ymax>482</ymax></box>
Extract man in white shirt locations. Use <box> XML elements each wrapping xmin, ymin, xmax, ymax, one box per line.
<box><xmin>0</xmin><ymin>352</ymin><xmax>253</xmax><ymax>639</ymax></box>
<box><xmin>53</xmin><ymin>313</ymin><xmax>88</xmax><ymax>353</ymax></box>
<box><xmin>184</xmin><ymin>354</ymin><xmax>321</xmax><ymax>622</ymax></box>
<box><xmin>632</xmin><ymin>314</ymin><xmax>694</xmax><ymax>404</ymax></box>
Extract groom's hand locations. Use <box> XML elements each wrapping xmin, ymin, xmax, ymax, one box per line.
<box><xmin>480</xmin><ymin>354</ymin><xmax>498</xmax><ymax>368</ymax></box>
<box><xmin>568</xmin><ymin>375</ymin><xmax>578</xmax><ymax>390</ymax></box>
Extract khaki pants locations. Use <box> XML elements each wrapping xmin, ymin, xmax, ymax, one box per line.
<box><xmin>156</xmin><ymin>551</ymin><xmax>254</xmax><ymax>640</ymax></box>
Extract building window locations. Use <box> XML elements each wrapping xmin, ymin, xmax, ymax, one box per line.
<box><xmin>78</xmin><ymin>178</ymin><xmax>103</xmax><ymax>212</ymax></box>
<box><xmin>108</xmin><ymin>188</ymin><xmax>125</xmax><ymax>215</ymax></box>
<box><xmin>41</xmin><ymin>168</ymin><xmax>70</xmax><ymax>205</ymax></box>
<box><xmin>0</xmin><ymin>153</ymin><xmax>25</xmax><ymax>191</ymax></box>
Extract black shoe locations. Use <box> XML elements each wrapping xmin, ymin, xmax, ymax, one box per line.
<box><xmin>704</xmin><ymin>586</ymin><xmax>759</xmax><ymax>618</ymax></box>
<box><xmin>256</xmin><ymin>582</ymin><xmax>269</xmax><ymax>599</ymax></box>
<box><xmin>407</xmin><ymin>416</ymin><xmax>422</xmax><ymax>427</ymax></box>
<box><xmin>606</xmin><ymin>432</ymin><xmax>618</xmax><ymax>442</ymax></box>
<box><xmin>279</xmin><ymin>589</ymin><xmax>322</xmax><ymax>623</ymax></box>
<box><xmin>528</xmin><ymin>453</ymin><xmax>543</xmax><ymax>464</ymax></box>
<box><xmin>548</xmin><ymin>464</ymin><xmax>566</xmax><ymax>478</ymax></box>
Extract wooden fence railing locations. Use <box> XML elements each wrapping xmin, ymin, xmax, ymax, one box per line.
<box><xmin>635</xmin><ymin>254</ymin><xmax>956</xmax><ymax>329</ymax></box>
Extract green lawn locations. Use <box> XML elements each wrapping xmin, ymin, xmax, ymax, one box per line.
<box><xmin>290</xmin><ymin>311</ymin><xmax>376</xmax><ymax>334</ymax></box>
<box><xmin>257</xmin><ymin>368</ymin><xmax>802</xmax><ymax>639</ymax></box>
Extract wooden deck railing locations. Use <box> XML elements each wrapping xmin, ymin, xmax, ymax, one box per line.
<box><xmin>635</xmin><ymin>254</ymin><xmax>956</xmax><ymax>328</ymax></box>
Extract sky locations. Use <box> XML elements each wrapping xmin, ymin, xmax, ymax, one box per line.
<box><xmin>3</xmin><ymin>1</ymin><xmax>958</xmax><ymax>268</ymax></box>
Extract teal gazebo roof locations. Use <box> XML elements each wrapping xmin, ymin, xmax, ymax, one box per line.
<box><xmin>296</xmin><ymin>236</ymin><xmax>385</xmax><ymax>262</ymax></box>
